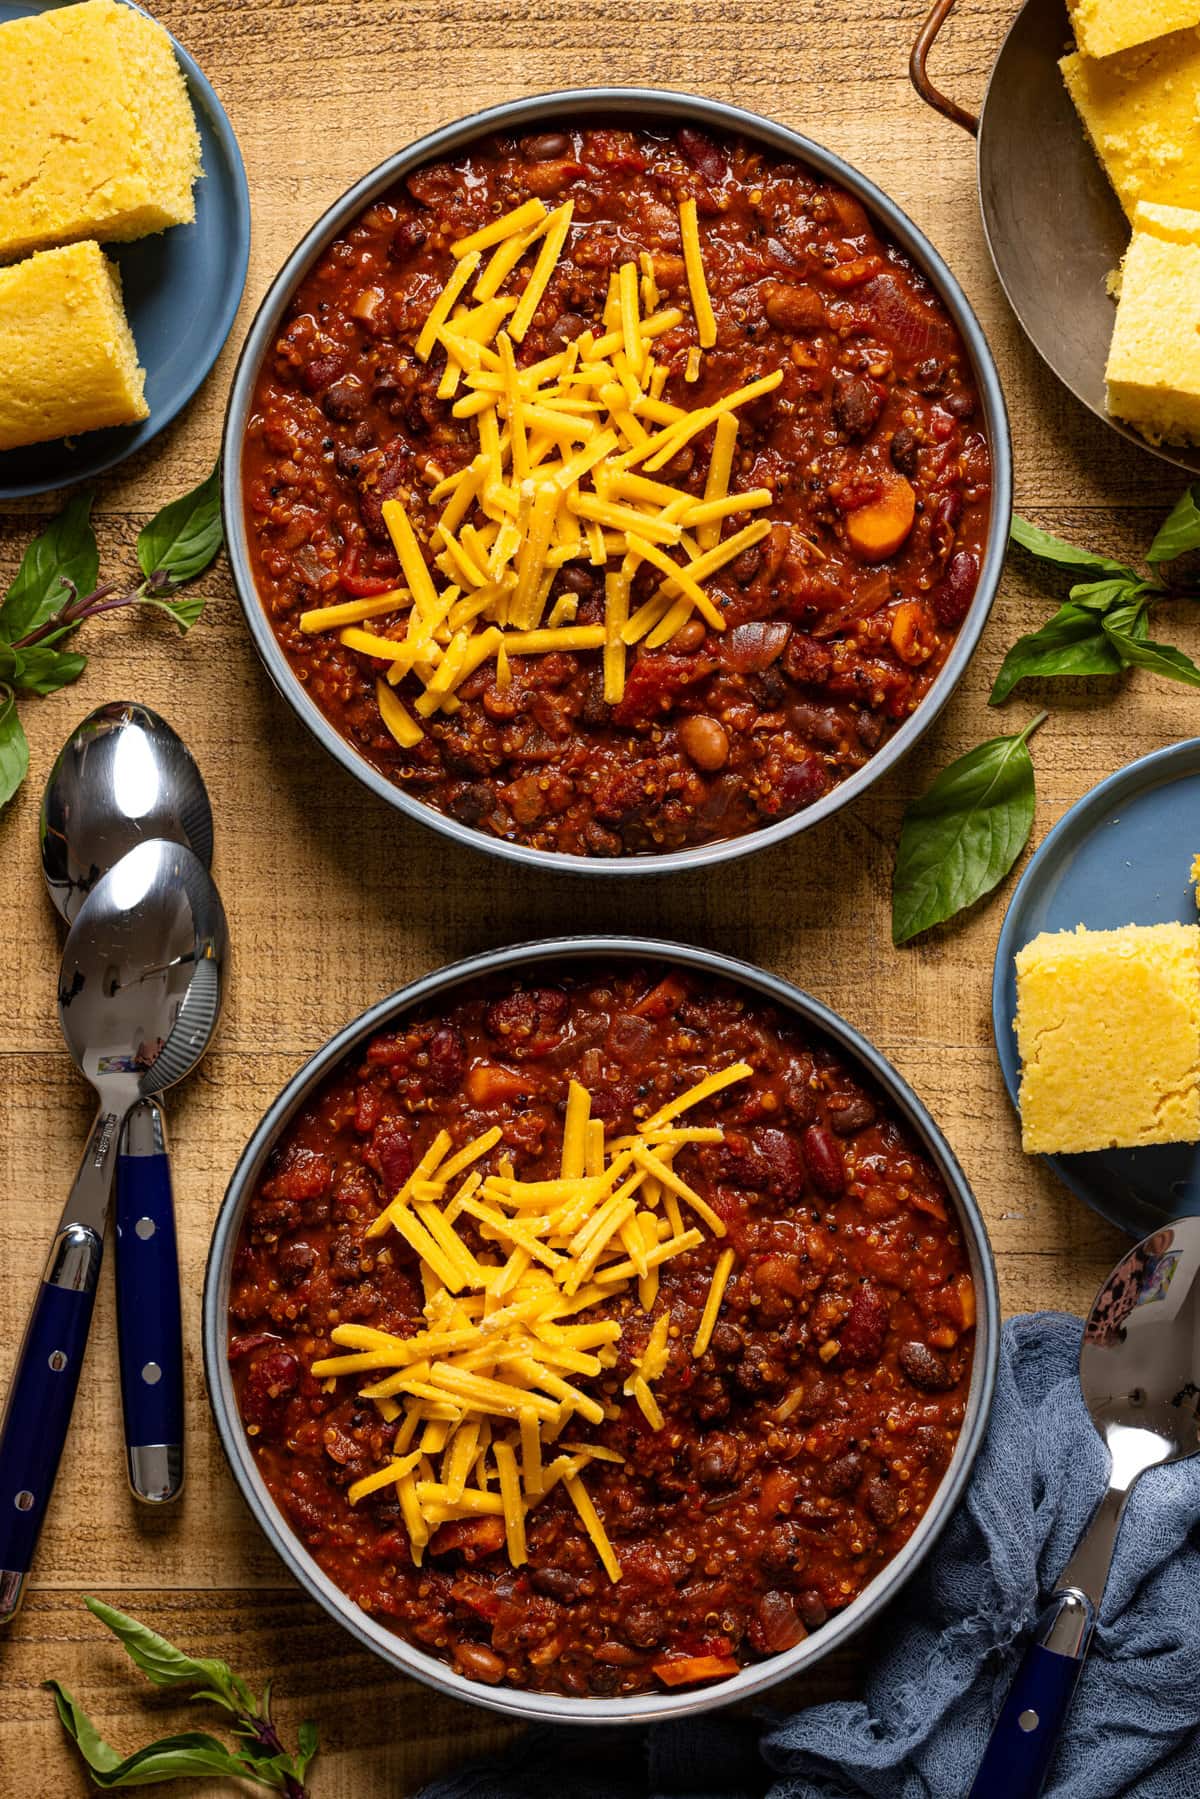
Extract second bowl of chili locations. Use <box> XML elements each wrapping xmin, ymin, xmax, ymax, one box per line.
<box><xmin>222</xmin><ymin>88</ymin><xmax>1012</xmax><ymax>875</ymax></box>
<box><xmin>203</xmin><ymin>936</ymin><xmax>999</xmax><ymax>1723</ymax></box>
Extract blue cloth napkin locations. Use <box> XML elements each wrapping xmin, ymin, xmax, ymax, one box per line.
<box><xmin>417</xmin><ymin>1314</ymin><xmax>1200</xmax><ymax>1799</ymax></box>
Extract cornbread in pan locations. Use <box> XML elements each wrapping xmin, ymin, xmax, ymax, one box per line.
<box><xmin>1015</xmin><ymin>922</ymin><xmax>1200</xmax><ymax>1154</ymax></box>
<box><xmin>1068</xmin><ymin>0</ymin><xmax>1200</xmax><ymax>59</ymax></box>
<box><xmin>0</xmin><ymin>241</ymin><xmax>148</xmax><ymax>450</ymax></box>
<box><xmin>1106</xmin><ymin>201</ymin><xmax>1200</xmax><ymax>444</ymax></box>
<box><xmin>1061</xmin><ymin>30</ymin><xmax>1200</xmax><ymax>220</ymax></box>
<box><xmin>0</xmin><ymin>0</ymin><xmax>201</xmax><ymax>264</ymax></box>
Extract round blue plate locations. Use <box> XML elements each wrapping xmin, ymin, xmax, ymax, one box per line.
<box><xmin>0</xmin><ymin>0</ymin><xmax>250</xmax><ymax>498</ymax></box>
<box><xmin>992</xmin><ymin>739</ymin><xmax>1200</xmax><ymax>1238</ymax></box>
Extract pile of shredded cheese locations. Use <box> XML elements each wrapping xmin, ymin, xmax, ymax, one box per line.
<box><xmin>310</xmin><ymin>1060</ymin><xmax>750</xmax><ymax>1582</ymax></box>
<box><xmin>297</xmin><ymin>192</ymin><xmax>783</xmax><ymax>746</ymax></box>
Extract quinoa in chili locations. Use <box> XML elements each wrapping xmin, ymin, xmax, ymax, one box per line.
<box><xmin>242</xmin><ymin>123</ymin><xmax>991</xmax><ymax>857</ymax></box>
<box><xmin>228</xmin><ymin>963</ymin><xmax>976</xmax><ymax>1696</ymax></box>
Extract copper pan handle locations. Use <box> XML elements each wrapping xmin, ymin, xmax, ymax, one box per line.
<box><xmin>910</xmin><ymin>0</ymin><xmax>980</xmax><ymax>137</ymax></box>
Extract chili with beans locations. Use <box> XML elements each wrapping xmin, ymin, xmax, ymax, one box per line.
<box><xmin>229</xmin><ymin>964</ymin><xmax>975</xmax><ymax>1696</ymax></box>
<box><xmin>243</xmin><ymin>123</ymin><xmax>990</xmax><ymax>857</ymax></box>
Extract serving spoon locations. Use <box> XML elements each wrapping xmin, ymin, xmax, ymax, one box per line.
<box><xmin>970</xmin><ymin>1215</ymin><xmax>1200</xmax><ymax>1797</ymax></box>
<box><xmin>41</xmin><ymin>703</ymin><xmax>214</xmax><ymax>1505</ymax></box>
<box><xmin>0</xmin><ymin>839</ymin><xmax>227</xmax><ymax>1624</ymax></box>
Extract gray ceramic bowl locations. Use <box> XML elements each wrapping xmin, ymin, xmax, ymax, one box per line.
<box><xmin>203</xmin><ymin>936</ymin><xmax>999</xmax><ymax>1725</ymax></box>
<box><xmin>221</xmin><ymin>88</ymin><xmax>1013</xmax><ymax>877</ymax></box>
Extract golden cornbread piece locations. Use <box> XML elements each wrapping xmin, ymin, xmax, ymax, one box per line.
<box><xmin>1061</xmin><ymin>30</ymin><xmax>1200</xmax><ymax>221</ymax></box>
<box><xmin>1069</xmin><ymin>0</ymin><xmax>1200</xmax><ymax>58</ymax></box>
<box><xmin>0</xmin><ymin>0</ymin><xmax>201</xmax><ymax>264</ymax></box>
<box><xmin>0</xmin><ymin>241</ymin><xmax>148</xmax><ymax>451</ymax></box>
<box><xmin>1106</xmin><ymin>202</ymin><xmax>1200</xmax><ymax>444</ymax></box>
<box><xmin>1015</xmin><ymin>923</ymin><xmax>1200</xmax><ymax>1155</ymax></box>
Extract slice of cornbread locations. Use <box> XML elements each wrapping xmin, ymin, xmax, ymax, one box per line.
<box><xmin>1069</xmin><ymin>0</ymin><xmax>1200</xmax><ymax>59</ymax></box>
<box><xmin>1061</xmin><ymin>29</ymin><xmax>1200</xmax><ymax>221</ymax></box>
<box><xmin>1106</xmin><ymin>202</ymin><xmax>1200</xmax><ymax>443</ymax></box>
<box><xmin>0</xmin><ymin>0</ymin><xmax>201</xmax><ymax>264</ymax></box>
<box><xmin>0</xmin><ymin>241</ymin><xmax>148</xmax><ymax>450</ymax></box>
<box><xmin>1015</xmin><ymin>922</ymin><xmax>1200</xmax><ymax>1154</ymax></box>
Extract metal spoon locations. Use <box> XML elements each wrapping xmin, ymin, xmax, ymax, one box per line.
<box><xmin>970</xmin><ymin>1216</ymin><xmax>1200</xmax><ymax>1798</ymax></box>
<box><xmin>0</xmin><ymin>839</ymin><xmax>227</xmax><ymax>1624</ymax></box>
<box><xmin>41</xmin><ymin>703</ymin><xmax>214</xmax><ymax>1506</ymax></box>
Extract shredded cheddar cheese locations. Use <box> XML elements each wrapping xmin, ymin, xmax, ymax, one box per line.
<box><xmin>299</xmin><ymin>194</ymin><xmax>789</xmax><ymax>729</ymax></box>
<box><xmin>310</xmin><ymin>1060</ymin><xmax>752</xmax><ymax>1578</ymax></box>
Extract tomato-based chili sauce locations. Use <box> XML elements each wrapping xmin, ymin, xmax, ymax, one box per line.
<box><xmin>242</xmin><ymin>124</ymin><xmax>991</xmax><ymax>857</ymax></box>
<box><xmin>228</xmin><ymin>965</ymin><xmax>975</xmax><ymax>1696</ymax></box>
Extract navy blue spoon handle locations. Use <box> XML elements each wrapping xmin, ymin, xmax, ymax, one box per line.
<box><xmin>0</xmin><ymin>1100</ymin><xmax>123</xmax><ymax>1624</ymax></box>
<box><xmin>116</xmin><ymin>1099</ymin><xmax>184</xmax><ymax>1504</ymax></box>
<box><xmin>969</xmin><ymin>1590</ymin><xmax>1093</xmax><ymax>1799</ymax></box>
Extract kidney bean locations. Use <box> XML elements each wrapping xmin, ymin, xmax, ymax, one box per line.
<box><xmin>776</xmin><ymin>754</ymin><xmax>829</xmax><ymax>815</ymax></box>
<box><xmin>865</xmin><ymin>1476</ymin><xmax>900</xmax><ymax>1528</ymax></box>
<box><xmin>692</xmin><ymin>1433</ymin><xmax>740</xmax><ymax>1486</ymax></box>
<box><xmin>428</xmin><ymin>1024</ymin><xmax>467</xmax><ymax>1091</ymax></box>
<box><xmin>840</xmin><ymin>1283</ymin><xmax>890</xmax><ymax>1365</ymax></box>
<box><xmin>801</xmin><ymin>1124</ymin><xmax>845</xmax><ymax>1197</ymax></box>
<box><xmin>931</xmin><ymin>549</ymin><xmax>978</xmax><ymax>628</ymax></box>
<box><xmin>828</xmin><ymin>1093</ymin><xmax>876</xmax><ymax>1136</ymax></box>
<box><xmin>678</xmin><ymin>126</ymin><xmax>725</xmax><ymax>180</ymax></box>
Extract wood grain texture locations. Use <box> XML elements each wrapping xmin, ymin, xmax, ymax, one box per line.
<box><xmin>0</xmin><ymin>0</ymin><xmax>1187</xmax><ymax>1787</ymax></box>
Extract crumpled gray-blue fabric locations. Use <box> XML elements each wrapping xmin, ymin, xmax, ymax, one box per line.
<box><xmin>417</xmin><ymin>1314</ymin><xmax>1200</xmax><ymax>1799</ymax></box>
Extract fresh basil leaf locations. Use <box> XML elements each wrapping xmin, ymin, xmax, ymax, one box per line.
<box><xmin>83</xmin><ymin>1598</ymin><xmax>244</xmax><ymax>1711</ymax></box>
<box><xmin>296</xmin><ymin>1720</ymin><xmax>319</xmax><ymax>1781</ymax></box>
<box><xmin>892</xmin><ymin>715</ymin><xmax>1043</xmax><ymax>945</ymax></box>
<box><xmin>141</xmin><ymin>590</ymin><xmax>206</xmax><ymax>634</ymax></box>
<box><xmin>1147</xmin><ymin>485</ymin><xmax>1200</xmax><ymax>564</ymax></box>
<box><xmin>1102</xmin><ymin>618</ymin><xmax>1200</xmax><ymax>688</ymax></box>
<box><xmin>45</xmin><ymin>1683</ymin><xmax>257</xmax><ymax>1790</ymax></box>
<box><xmin>137</xmin><ymin>462</ymin><xmax>223</xmax><ymax>587</ymax></box>
<box><xmin>0</xmin><ymin>687</ymin><xmax>29</xmax><ymax>810</ymax></box>
<box><xmin>989</xmin><ymin>603</ymin><xmax>1122</xmax><ymax>704</ymax></box>
<box><xmin>11</xmin><ymin>645</ymin><xmax>87</xmax><ymax>695</ymax></box>
<box><xmin>0</xmin><ymin>493</ymin><xmax>98</xmax><ymax>642</ymax></box>
<box><xmin>1010</xmin><ymin>514</ymin><xmax>1136</xmax><ymax>581</ymax></box>
<box><xmin>1066</xmin><ymin>576</ymin><xmax>1144</xmax><ymax>612</ymax></box>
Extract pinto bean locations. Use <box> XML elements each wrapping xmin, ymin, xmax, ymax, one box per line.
<box><xmin>678</xmin><ymin>714</ymin><xmax>730</xmax><ymax>771</ymax></box>
<box><xmin>750</xmin><ymin>1590</ymin><xmax>806</xmax><ymax>1655</ymax></box>
<box><xmin>452</xmin><ymin>1643</ymin><xmax>507</xmax><ymax>1684</ymax></box>
<box><xmin>899</xmin><ymin>1339</ymin><xmax>956</xmax><ymax>1391</ymax></box>
<box><xmin>764</xmin><ymin>282</ymin><xmax>825</xmax><ymax>333</ymax></box>
<box><xmin>523</xmin><ymin>131</ymin><xmax>570</xmax><ymax>160</ymax></box>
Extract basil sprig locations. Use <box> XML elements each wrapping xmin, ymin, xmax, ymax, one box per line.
<box><xmin>0</xmin><ymin>461</ymin><xmax>221</xmax><ymax>812</ymax></box>
<box><xmin>991</xmin><ymin>498</ymin><xmax>1200</xmax><ymax>703</ymax></box>
<box><xmin>892</xmin><ymin>713</ymin><xmax>1045</xmax><ymax>945</ymax></box>
<box><xmin>46</xmin><ymin>1598</ymin><xmax>317</xmax><ymax>1795</ymax></box>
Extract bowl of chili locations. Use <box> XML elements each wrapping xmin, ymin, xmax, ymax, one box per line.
<box><xmin>222</xmin><ymin>89</ymin><xmax>1011</xmax><ymax>874</ymax></box>
<box><xmin>203</xmin><ymin>936</ymin><xmax>999</xmax><ymax>1722</ymax></box>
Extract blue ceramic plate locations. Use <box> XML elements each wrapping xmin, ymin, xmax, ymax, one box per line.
<box><xmin>0</xmin><ymin>0</ymin><xmax>250</xmax><ymax>498</ymax></box>
<box><xmin>993</xmin><ymin>739</ymin><xmax>1200</xmax><ymax>1238</ymax></box>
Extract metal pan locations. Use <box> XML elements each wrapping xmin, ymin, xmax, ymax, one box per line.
<box><xmin>912</xmin><ymin>0</ymin><xmax>1200</xmax><ymax>475</ymax></box>
<box><xmin>203</xmin><ymin>935</ymin><xmax>1000</xmax><ymax>1726</ymax></box>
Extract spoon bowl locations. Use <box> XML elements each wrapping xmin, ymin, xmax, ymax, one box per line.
<box><xmin>1078</xmin><ymin>1219</ymin><xmax>1200</xmax><ymax>1486</ymax></box>
<box><xmin>41</xmin><ymin>702</ymin><xmax>213</xmax><ymax>925</ymax></box>
<box><xmin>57</xmin><ymin>837</ymin><xmax>228</xmax><ymax>1102</ymax></box>
<box><xmin>970</xmin><ymin>1216</ymin><xmax>1200</xmax><ymax>1798</ymax></box>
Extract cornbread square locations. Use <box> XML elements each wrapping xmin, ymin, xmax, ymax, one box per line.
<box><xmin>0</xmin><ymin>0</ymin><xmax>201</xmax><ymax>264</ymax></box>
<box><xmin>1015</xmin><ymin>923</ymin><xmax>1200</xmax><ymax>1154</ymax></box>
<box><xmin>1069</xmin><ymin>0</ymin><xmax>1200</xmax><ymax>59</ymax></box>
<box><xmin>1061</xmin><ymin>29</ymin><xmax>1200</xmax><ymax>221</ymax></box>
<box><xmin>1106</xmin><ymin>203</ymin><xmax>1200</xmax><ymax>444</ymax></box>
<box><xmin>0</xmin><ymin>241</ymin><xmax>148</xmax><ymax>450</ymax></box>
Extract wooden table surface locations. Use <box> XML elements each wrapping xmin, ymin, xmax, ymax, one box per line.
<box><xmin>1</xmin><ymin>0</ymin><xmax>1192</xmax><ymax>1789</ymax></box>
